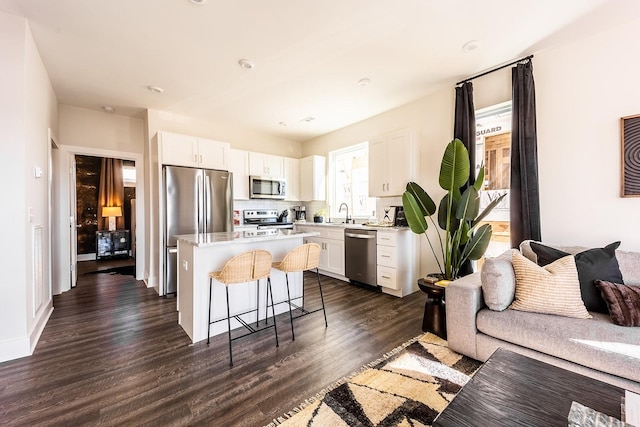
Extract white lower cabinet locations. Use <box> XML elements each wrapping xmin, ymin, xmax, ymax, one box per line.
<box><xmin>297</xmin><ymin>225</ymin><xmax>345</xmax><ymax>277</ymax></box>
<box><xmin>376</xmin><ymin>230</ymin><xmax>417</xmax><ymax>297</ymax></box>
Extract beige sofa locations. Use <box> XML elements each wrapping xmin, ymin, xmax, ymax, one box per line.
<box><xmin>446</xmin><ymin>242</ymin><xmax>640</xmax><ymax>393</ymax></box>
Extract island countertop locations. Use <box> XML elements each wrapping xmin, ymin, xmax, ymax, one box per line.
<box><xmin>175</xmin><ymin>229</ymin><xmax>319</xmax><ymax>247</ymax></box>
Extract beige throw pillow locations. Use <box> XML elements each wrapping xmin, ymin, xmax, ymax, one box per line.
<box><xmin>510</xmin><ymin>251</ymin><xmax>592</xmax><ymax>319</ymax></box>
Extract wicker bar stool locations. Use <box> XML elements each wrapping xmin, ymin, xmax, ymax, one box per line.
<box><xmin>207</xmin><ymin>250</ymin><xmax>278</xmax><ymax>366</ymax></box>
<box><xmin>270</xmin><ymin>243</ymin><xmax>327</xmax><ymax>341</ymax></box>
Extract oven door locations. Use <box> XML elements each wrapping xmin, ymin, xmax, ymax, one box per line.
<box><xmin>249</xmin><ymin>176</ymin><xmax>286</xmax><ymax>199</ymax></box>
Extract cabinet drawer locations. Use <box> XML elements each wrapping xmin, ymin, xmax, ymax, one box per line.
<box><xmin>377</xmin><ymin>232</ymin><xmax>397</xmax><ymax>247</ymax></box>
<box><xmin>377</xmin><ymin>246</ymin><xmax>397</xmax><ymax>268</ymax></box>
<box><xmin>325</xmin><ymin>228</ymin><xmax>344</xmax><ymax>241</ymax></box>
<box><xmin>377</xmin><ymin>266</ymin><xmax>398</xmax><ymax>289</ymax></box>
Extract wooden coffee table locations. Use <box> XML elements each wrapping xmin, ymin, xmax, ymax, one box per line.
<box><xmin>434</xmin><ymin>348</ymin><xmax>625</xmax><ymax>426</ymax></box>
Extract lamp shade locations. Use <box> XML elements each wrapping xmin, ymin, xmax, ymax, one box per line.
<box><xmin>102</xmin><ymin>206</ymin><xmax>123</xmax><ymax>217</ymax></box>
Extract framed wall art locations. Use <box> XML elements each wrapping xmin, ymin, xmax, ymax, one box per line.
<box><xmin>621</xmin><ymin>114</ymin><xmax>640</xmax><ymax>197</ymax></box>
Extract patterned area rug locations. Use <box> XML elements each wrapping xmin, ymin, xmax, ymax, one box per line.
<box><xmin>267</xmin><ymin>333</ymin><xmax>482</xmax><ymax>426</ymax></box>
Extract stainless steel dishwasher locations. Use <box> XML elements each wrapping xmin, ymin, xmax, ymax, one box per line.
<box><xmin>344</xmin><ymin>228</ymin><xmax>378</xmax><ymax>289</ymax></box>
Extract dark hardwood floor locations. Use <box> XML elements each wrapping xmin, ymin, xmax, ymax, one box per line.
<box><xmin>0</xmin><ymin>262</ymin><xmax>426</xmax><ymax>426</ymax></box>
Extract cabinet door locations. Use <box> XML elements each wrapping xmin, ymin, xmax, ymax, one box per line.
<box><xmin>161</xmin><ymin>132</ymin><xmax>198</xmax><ymax>167</ymax></box>
<box><xmin>386</xmin><ymin>129</ymin><xmax>413</xmax><ymax>196</ymax></box>
<box><xmin>324</xmin><ymin>239</ymin><xmax>345</xmax><ymax>275</ymax></box>
<box><xmin>300</xmin><ymin>155</ymin><xmax>326</xmax><ymax>201</ymax></box>
<box><xmin>266</xmin><ymin>155</ymin><xmax>284</xmax><ymax>178</ymax></box>
<box><xmin>197</xmin><ymin>138</ymin><xmax>230</xmax><ymax>171</ymax></box>
<box><xmin>284</xmin><ymin>157</ymin><xmax>300</xmax><ymax>201</ymax></box>
<box><xmin>368</xmin><ymin>137</ymin><xmax>387</xmax><ymax>196</ymax></box>
<box><xmin>229</xmin><ymin>149</ymin><xmax>249</xmax><ymax>200</ymax></box>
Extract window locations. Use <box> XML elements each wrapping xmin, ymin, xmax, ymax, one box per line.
<box><xmin>329</xmin><ymin>142</ymin><xmax>375</xmax><ymax>220</ymax></box>
<box><xmin>475</xmin><ymin>101</ymin><xmax>512</xmax><ymax>258</ymax></box>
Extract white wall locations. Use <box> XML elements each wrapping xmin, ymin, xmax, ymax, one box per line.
<box><xmin>58</xmin><ymin>104</ymin><xmax>145</xmax><ymax>153</ymax></box>
<box><xmin>535</xmin><ymin>18</ymin><xmax>640</xmax><ymax>252</ymax></box>
<box><xmin>0</xmin><ymin>12</ymin><xmax>58</xmax><ymax>362</ymax></box>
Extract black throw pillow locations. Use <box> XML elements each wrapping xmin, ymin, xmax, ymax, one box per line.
<box><xmin>529</xmin><ymin>241</ymin><xmax>623</xmax><ymax>313</ymax></box>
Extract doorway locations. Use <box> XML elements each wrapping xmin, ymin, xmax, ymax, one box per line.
<box><xmin>73</xmin><ymin>155</ymin><xmax>136</xmax><ymax>281</ymax></box>
<box><xmin>54</xmin><ymin>145</ymin><xmax>144</xmax><ymax>295</ymax></box>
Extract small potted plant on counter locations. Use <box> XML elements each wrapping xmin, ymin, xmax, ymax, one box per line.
<box><xmin>313</xmin><ymin>209</ymin><xmax>325</xmax><ymax>223</ymax></box>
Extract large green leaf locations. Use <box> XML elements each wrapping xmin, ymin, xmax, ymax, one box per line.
<box><xmin>462</xmin><ymin>224</ymin><xmax>493</xmax><ymax>260</ymax></box>
<box><xmin>405</xmin><ymin>182</ymin><xmax>436</xmax><ymax>216</ymax></box>
<box><xmin>456</xmin><ymin>186</ymin><xmax>480</xmax><ymax>221</ymax></box>
<box><xmin>402</xmin><ymin>192</ymin><xmax>428</xmax><ymax>234</ymax></box>
<box><xmin>473</xmin><ymin>165</ymin><xmax>485</xmax><ymax>191</ymax></box>
<box><xmin>439</xmin><ymin>139</ymin><xmax>469</xmax><ymax>191</ymax></box>
<box><xmin>437</xmin><ymin>194</ymin><xmax>459</xmax><ymax>231</ymax></box>
<box><xmin>472</xmin><ymin>192</ymin><xmax>507</xmax><ymax>226</ymax></box>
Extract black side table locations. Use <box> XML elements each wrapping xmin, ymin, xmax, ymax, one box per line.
<box><xmin>417</xmin><ymin>278</ymin><xmax>446</xmax><ymax>339</ymax></box>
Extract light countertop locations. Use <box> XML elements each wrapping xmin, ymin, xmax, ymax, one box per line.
<box><xmin>294</xmin><ymin>222</ymin><xmax>412</xmax><ymax>232</ymax></box>
<box><xmin>176</xmin><ymin>229</ymin><xmax>319</xmax><ymax>247</ymax></box>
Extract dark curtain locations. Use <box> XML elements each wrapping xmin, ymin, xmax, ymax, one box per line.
<box><xmin>98</xmin><ymin>158</ymin><xmax>125</xmax><ymax>230</ymax></box>
<box><xmin>454</xmin><ymin>81</ymin><xmax>475</xmax><ymax>276</ymax></box>
<box><xmin>510</xmin><ymin>60</ymin><xmax>541</xmax><ymax>247</ymax></box>
<box><xmin>454</xmin><ymin>81</ymin><xmax>476</xmax><ymax>187</ymax></box>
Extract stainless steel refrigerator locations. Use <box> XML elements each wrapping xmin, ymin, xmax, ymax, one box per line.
<box><xmin>164</xmin><ymin>165</ymin><xmax>233</xmax><ymax>295</ymax></box>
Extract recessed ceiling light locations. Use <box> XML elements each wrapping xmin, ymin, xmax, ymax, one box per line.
<box><xmin>238</xmin><ymin>59</ymin><xmax>255</xmax><ymax>70</ymax></box>
<box><xmin>299</xmin><ymin>116</ymin><xmax>315</xmax><ymax>123</ymax></box>
<box><xmin>279</xmin><ymin>121</ymin><xmax>287</xmax><ymax>127</ymax></box>
<box><xmin>189</xmin><ymin>0</ymin><xmax>206</xmax><ymax>4</ymax></box>
<box><xmin>147</xmin><ymin>85</ymin><xmax>164</xmax><ymax>94</ymax></box>
<box><xmin>462</xmin><ymin>40</ymin><xmax>480</xmax><ymax>52</ymax></box>
<box><xmin>102</xmin><ymin>106</ymin><xmax>115</xmax><ymax>113</ymax></box>
<box><xmin>358</xmin><ymin>78</ymin><xmax>371</xmax><ymax>87</ymax></box>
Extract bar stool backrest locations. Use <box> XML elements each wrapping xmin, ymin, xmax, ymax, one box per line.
<box><xmin>214</xmin><ymin>250</ymin><xmax>273</xmax><ymax>285</ymax></box>
<box><xmin>277</xmin><ymin>243</ymin><xmax>321</xmax><ymax>273</ymax></box>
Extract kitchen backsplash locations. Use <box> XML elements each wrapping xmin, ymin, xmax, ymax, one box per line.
<box><xmin>233</xmin><ymin>196</ymin><xmax>404</xmax><ymax>224</ymax></box>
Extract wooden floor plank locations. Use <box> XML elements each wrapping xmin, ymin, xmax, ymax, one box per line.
<box><xmin>0</xmin><ymin>260</ymin><xmax>426</xmax><ymax>426</ymax></box>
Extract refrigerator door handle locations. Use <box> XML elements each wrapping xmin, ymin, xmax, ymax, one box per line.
<box><xmin>204</xmin><ymin>174</ymin><xmax>210</xmax><ymax>232</ymax></box>
<box><xmin>196</xmin><ymin>174</ymin><xmax>202</xmax><ymax>233</ymax></box>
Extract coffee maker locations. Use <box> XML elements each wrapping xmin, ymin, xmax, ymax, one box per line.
<box><xmin>393</xmin><ymin>206</ymin><xmax>408</xmax><ymax>227</ymax></box>
<box><xmin>293</xmin><ymin>206</ymin><xmax>306</xmax><ymax>222</ymax></box>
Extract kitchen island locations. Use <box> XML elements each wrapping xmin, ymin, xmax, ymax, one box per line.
<box><xmin>175</xmin><ymin>229</ymin><xmax>319</xmax><ymax>343</ymax></box>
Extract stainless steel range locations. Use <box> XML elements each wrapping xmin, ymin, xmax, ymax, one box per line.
<box><xmin>243</xmin><ymin>209</ymin><xmax>294</xmax><ymax>230</ymax></box>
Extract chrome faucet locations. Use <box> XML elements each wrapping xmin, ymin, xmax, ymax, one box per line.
<box><xmin>338</xmin><ymin>203</ymin><xmax>350</xmax><ymax>224</ymax></box>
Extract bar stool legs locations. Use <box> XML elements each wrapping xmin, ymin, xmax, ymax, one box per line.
<box><xmin>206</xmin><ymin>250</ymin><xmax>278</xmax><ymax>367</ymax></box>
<box><xmin>315</xmin><ymin>268</ymin><xmax>328</xmax><ymax>328</ymax></box>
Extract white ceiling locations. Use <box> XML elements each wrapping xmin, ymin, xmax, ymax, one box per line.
<box><xmin>0</xmin><ymin>0</ymin><xmax>635</xmax><ymax>142</ymax></box>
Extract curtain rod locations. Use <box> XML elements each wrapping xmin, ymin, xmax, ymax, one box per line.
<box><xmin>456</xmin><ymin>54</ymin><xmax>534</xmax><ymax>86</ymax></box>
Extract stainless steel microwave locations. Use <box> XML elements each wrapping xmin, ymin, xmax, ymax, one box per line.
<box><xmin>249</xmin><ymin>176</ymin><xmax>286</xmax><ymax>199</ymax></box>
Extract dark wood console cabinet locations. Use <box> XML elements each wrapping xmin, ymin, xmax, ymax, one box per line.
<box><xmin>96</xmin><ymin>230</ymin><xmax>130</xmax><ymax>260</ymax></box>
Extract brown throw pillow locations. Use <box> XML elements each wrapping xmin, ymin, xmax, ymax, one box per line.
<box><xmin>595</xmin><ymin>281</ymin><xmax>640</xmax><ymax>327</ymax></box>
<box><xmin>510</xmin><ymin>251</ymin><xmax>591</xmax><ymax>319</ymax></box>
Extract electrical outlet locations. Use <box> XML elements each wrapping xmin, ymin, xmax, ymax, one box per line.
<box><xmin>182</xmin><ymin>260</ymin><xmax>188</xmax><ymax>271</ymax></box>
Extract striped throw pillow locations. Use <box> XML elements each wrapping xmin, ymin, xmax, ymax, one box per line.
<box><xmin>510</xmin><ymin>251</ymin><xmax>592</xmax><ymax>319</ymax></box>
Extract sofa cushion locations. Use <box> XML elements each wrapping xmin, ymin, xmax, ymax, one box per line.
<box><xmin>595</xmin><ymin>281</ymin><xmax>640</xmax><ymax>327</ymax></box>
<box><xmin>481</xmin><ymin>249</ymin><xmax>517</xmax><ymax>311</ymax></box>
<box><xmin>510</xmin><ymin>251</ymin><xmax>591</xmax><ymax>319</ymax></box>
<box><xmin>617</xmin><ymin>250</ymin><xmax>640</xmax><ymax>285</ymax></box>
<box><xmin>476</xmin><ymin>308</ymin><xmax>640</xmax><ymax>382</ymax></box>
<box><xmin>529</xmin><ymin>241</ymin><xmax>623</xmax><ymax>314</ymax></box>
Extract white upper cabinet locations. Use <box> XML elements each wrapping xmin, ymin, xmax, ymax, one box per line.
<box><xmin>249</xmin><ymin>152</ymin><xmax>284</xmax><ymax>178</ymax></box>
<box><xmin>368</xmin><ymin>128</ymin><xmax>415</xmax><ymax>197</ymax></box>
<box><xmin>284</xmin><ymin>157</ymin><xmax>300</xmax><ymax>201</ymax></box>
<box><xmin>229</xmin><ymin>149</ymin><xmax>250</xmax><ymax>200</ymax></box>
<box><xmin>300</xmin><ymin>155</ymin><xmax>326</xmax><ymax>201</ymax></box>
<box><xmin>160</xmin><ymin>131</ymin><xmax>230</xmax><ymax>171</ymax></box>
<box><xmin>197</xmin><ymin>137</ymin><xmax>230</xmax><ymax>170</ymax></box>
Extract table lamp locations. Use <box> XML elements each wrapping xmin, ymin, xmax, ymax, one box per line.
<box><xmin>102</xmin><ymin>206</ymin><xmax>122</xmax><ymax>231</ymax></box>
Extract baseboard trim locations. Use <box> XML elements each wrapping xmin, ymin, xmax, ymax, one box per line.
<box><xmin>0</xmin><ymin>336</ymin><xmax>31</xmax><ymax>363</ymax></box>
<box><xmin>30</xmin><ymin>304</ymin><xmax>54</xmax><ymax>354</ymax></box>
